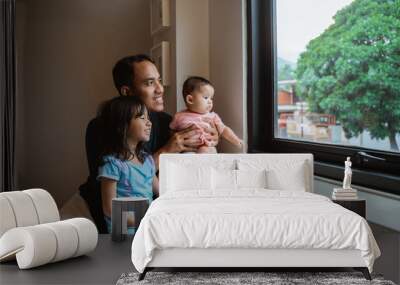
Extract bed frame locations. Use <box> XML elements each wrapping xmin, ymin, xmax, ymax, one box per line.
<box><xmin>138</xmin><ymin>154</ymin><xmax>371</xmax><ymax>280</ymax></box>
<box><xmin>139</xmin><ymin>248</ymin><xmax>370</xmax><ymax>280</ymax></box>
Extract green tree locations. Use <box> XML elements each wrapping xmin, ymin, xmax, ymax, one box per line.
<box><xmin>296</xmin><ymin>0</ymin><xmax>400</xmax><ymax>150</ymax></box>
<box><xmin>278</xmin><ymin>64</ymin><xmax>295</xmax><ymax>82</ymax></box>
<box><xmin>278</xmin><ymin>64</ymin><xmax>295</xmax><ymax>91</ymax></box>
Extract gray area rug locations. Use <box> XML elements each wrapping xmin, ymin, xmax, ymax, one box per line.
<box><xmin>116</xmin><ymin>271</ymin><xmax>396</xmax><ymax>285</ymax></box>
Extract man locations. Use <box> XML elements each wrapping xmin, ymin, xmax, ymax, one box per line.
<box><xmin>79</xmin><ymin>54</ymin><xmax>219</xmax><ymax>232</ymax></box>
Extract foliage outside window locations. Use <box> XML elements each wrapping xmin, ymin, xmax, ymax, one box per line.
<box><xmin>276</xmin><ymin>0</ymin><xmax>400</xmax><ymax>152</ymax></box>
<box><xmin>247</xmin><ymin>0</ymin><xmax>400</xmax><ymax>195</ymax></box>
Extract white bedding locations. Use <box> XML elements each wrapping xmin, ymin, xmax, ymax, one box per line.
<box><xmin>131</xmin><ymin>190</ymin><xmax>380</xmax><ymax>273</ymax></box>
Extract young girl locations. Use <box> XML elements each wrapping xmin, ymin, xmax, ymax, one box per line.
<box><xmin>97</xmin><ymin>96</ymin><xmax>159</xmax><ymax>234</ymax></box>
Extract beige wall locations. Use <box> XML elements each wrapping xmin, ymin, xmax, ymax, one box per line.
<box><xmin>15</xmin><ymin>0</ymin><xmax>246</xmax><ymax>207</ymax></box>
<box><xmin>16</xmin><ymin>0</ymin><xmax>152</xmax><ymax>207</ymax></box>
<box><xmin>16</xmin><ymin>0</ymin><xmax>27</xmax><ymax>190</ymax></box>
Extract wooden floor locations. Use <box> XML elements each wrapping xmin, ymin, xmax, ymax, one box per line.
<box><xmin>0</xmin><ymin>224</ymin><xmax>398</xmax><ymax>284</ymax></box>
<box><xmin>370</xmin><ymin>223</ymin><xmax>400</xmax><ymax>284</ymax></box>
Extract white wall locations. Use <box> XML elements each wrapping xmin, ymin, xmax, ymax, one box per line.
<box><xmin>176</xmin><ymin>0</ymin><xmax>210</xmax><ymax>112</ymax></box>
<box><xmin>153</xmin><ymin>0</ymin><xmax>210</xmax><ymax>116</ymax></box>
<box><xmin>210</xmin><ymin>0</ymin><xmax>246</xmax><ymax>153</ymax></box>
<box><xmin>16</xmin><ymin>0</ymin><xmax>152</xmax><ymax>207</ymax></box>
<box><xmin>152</xmin><ymin>0</ymin><xmax>177</xmax><ymax>115</ymax></box>
<box><xmin>162</xmin><ymin>0</ymin><xmax>246</xmax><ymax>152</ymax></box>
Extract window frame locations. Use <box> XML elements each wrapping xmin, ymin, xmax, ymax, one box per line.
<box><xmin>246</xmin><ymin>0</ymin><xmax>400</xmax><ymax>196</ymax></box>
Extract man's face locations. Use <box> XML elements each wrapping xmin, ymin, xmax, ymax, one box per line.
<box><xmin>131</xmin><ymin>61</ymin><xmax>164</xmax><ymax>112</ymax></box>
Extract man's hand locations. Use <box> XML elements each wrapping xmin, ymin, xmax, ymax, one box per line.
<box><xmin>164</xmin><ymin>124</ymin><xmax>203</xmax><ymax>153</ymax></box>
<box><xmin>152</xmin><ymin>124</ymin><xmax>204</xmax><ymax>170</ymax></box>
<box><xmin>168</xmin><ymin>118</ymin><xmax>219</xmax><ymax>150</ymax></box>
<box><xmin>202</xmin><ymin>120</ymin><xmax>219</xmax><ymax>147</ymax></box>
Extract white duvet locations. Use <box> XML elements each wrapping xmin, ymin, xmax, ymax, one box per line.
<box><xmin>131</xmin><ymin>190</ymin><xmax>380</xmax><ymax>273</ymax></box>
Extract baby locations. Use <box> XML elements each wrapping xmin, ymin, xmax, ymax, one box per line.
<box><xmin>170</xmin><ymin>76</ymin><xmax>242</xmax><ymax>153</ymax></box>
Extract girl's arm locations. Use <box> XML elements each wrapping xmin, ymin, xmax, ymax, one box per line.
<box><xmin>100</xmin><ymin>178</ymin><xmax>117</xmax><ymax>219</ymax></box>
<box><xmin>152</xmin><ymin>176</ymin><xmax>160</xmax><ymax>198</ymax></box>
<box><xmin>100</xmin><ymin>178</ymin><xmax>136</xmax><ymax>228</ymax></box>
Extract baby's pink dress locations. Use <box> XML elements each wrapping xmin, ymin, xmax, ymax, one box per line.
<box><xmin>169</xmin><ymin>110</ymin><xmax>225</xmax><ymax>144</ymax></box>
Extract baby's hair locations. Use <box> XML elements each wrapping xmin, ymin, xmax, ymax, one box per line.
<box><xmin>98</xmin><ymin>96</ymin><xmax>148</xmax><ymax>164</ymax></box>
<box><xmin>182</xmin><ymin>76</ymin><xmax>212</xmax><ymax>102</ymax></box>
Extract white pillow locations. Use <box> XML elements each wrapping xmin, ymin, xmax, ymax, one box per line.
<box><xmin>266</xmin><ymin>161</ymin><xmax>306</xmax><ymax>191</ymax></box>
<box><xmin>167</xmin><ymin>162</ymin><xmax>212</xmax><ymax>192</ymax></box>
<box><xmin>236</xmin><ymin>169</ymin><xmax>268</xmax><ymax>188</ymax></box>
<box><xmin>212</xmin><ymin>168</ymin><xmax>237</xmax><ymax>190</ymax></box>
<box><xmin>238</xmin><ymin>160</ymin><xmax>307</xmax><ymax>191</ymax></box>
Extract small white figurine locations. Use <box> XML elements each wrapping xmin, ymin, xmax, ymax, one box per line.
<box><xmin>342</xmin><ymin>157</ymin><xmax>352</xmax><ymax>189</ymax></box>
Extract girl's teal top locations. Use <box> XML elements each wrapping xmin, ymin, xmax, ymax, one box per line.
<box><xmin>97</xmin><ymin>153</ymin><xmax>155</xmax><ymax>234</ymax></box>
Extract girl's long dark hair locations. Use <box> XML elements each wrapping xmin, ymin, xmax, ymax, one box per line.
<box><xmin>98</xmin><ymin>96</ymin><xmax>148</xmax><ymax>165</ymax></box>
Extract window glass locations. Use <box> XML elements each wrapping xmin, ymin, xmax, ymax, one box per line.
<box><xmin>276</xmin><ymin>0</ymin><xmax>400</xmax><ymax>153</ymax></box>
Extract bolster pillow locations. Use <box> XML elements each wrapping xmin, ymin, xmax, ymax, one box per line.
<box><xmin>0</xmin><ymin>218</ymin><xmax>98</xmax><ymax>269</ymax></box>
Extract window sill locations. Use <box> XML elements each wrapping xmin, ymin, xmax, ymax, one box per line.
<box><xmin>248</xmin><ymin>149</ymin><xmax>400</xmax><ymax>196</ymax></box>
<box><xmin>315</xmin><ymin>175</ymin><xmax>400</xmax><ymax>201</ymax></box>
<box><xmin>315</xmin><ymin>161</ymin><xmax>400</xmax><ymax>196</ymax></box>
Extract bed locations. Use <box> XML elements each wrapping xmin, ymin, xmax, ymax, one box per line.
<box><xmin>131</xmin><ymin>154</ymin><xmax>380</xmax><ymax>280</ymax></box>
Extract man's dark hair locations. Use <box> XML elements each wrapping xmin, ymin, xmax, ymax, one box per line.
<box><xmin>182</xmin><ymin>76</ymin><xmax>212</xmax><ymax>102</ymax></box>
<box><xmin>112</xmin><ymin>54</ymin><xmax>154</xmax><ymax>95</ymax></box>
